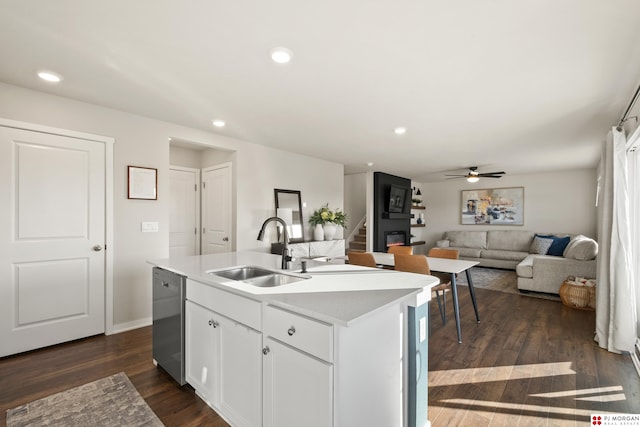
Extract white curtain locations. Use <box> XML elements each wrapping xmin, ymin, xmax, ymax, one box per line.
<box><xmin>595</xmin><ymin>128</ymin><xmax>638</xmax><ymax>353</ymax></box>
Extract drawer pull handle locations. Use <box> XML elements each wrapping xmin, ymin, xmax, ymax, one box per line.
<box><xmin>262</xmin><ymin>346</ymin><xmax>270</xmax><ymax>355</ymax></box>
<box><xmin>287</xmin><ymin>326</ymin><xmax>296</xmax><ymax>336</ymax></box>
<box><xmin>208</xmin><ymin>319</ymin><xmax>219</xmax><ymax>328</ymax></box>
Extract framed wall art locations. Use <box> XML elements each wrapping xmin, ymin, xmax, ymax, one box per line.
<box><xmin>461</xmin><ymin>187</ymin><xmax>524</xmax><ymax>225</ymax></box>
<box><xmin>128</xmin><ymin>166</ymin><xmax>157</xmax><ymax>200</ymax></box>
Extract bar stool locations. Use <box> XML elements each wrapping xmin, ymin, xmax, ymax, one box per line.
<box><xmin>427</xmin><ymin>248</ymin><xmax>460</xmax><ymax>325</ymax></box>
<box><xmin>347</xmin><ymin>251</ymin><xmax>377</xmax><ymax>268</ymax></box>
<box><xmin>388</xmin><ymin>245</ymin><xmax>413</xmax><ymax>255</ymax></box>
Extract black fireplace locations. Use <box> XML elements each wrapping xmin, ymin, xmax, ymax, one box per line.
<box><xmin>385</xmin><ymin>231</ymin><xmax>407</xmax><ymax>249</ymax></box>
<box><xmin>373</xmin><ymin>172</ymin><xmax>411</xmax><ymax>252</ymax></box>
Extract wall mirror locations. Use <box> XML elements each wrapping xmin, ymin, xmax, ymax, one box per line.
<box><xmin>274</xmin><ymin>189</ymin><xmax>304</xmax><ymax>242</ymax></box>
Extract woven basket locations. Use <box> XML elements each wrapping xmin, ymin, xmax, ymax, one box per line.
<box><xmin>559</xmin><ymin>281</ymin><xmax>595</xmax><ymax>310</ymax></box>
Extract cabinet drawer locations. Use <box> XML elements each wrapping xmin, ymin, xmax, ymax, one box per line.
<box><xmin>187</xmin><ymin>279</ymin><xmax>262</xmax><ymax>331</ymax></box>
<box><xmin>264</xmin><ymin>305</ymin><xmax>333</xmax><ymax>362</ymax></box>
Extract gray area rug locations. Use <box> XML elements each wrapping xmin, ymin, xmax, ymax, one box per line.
<box><xmin>6</xmin><ymin>372</ymin><xmax>164</xmax><ymax>427</ymax></box>
<box><xmin>456</xmin><ymin>266</ymin><xmax>561</xmax><ymax>302</ymax></box>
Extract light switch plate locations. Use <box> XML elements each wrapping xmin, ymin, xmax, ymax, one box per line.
<box><xmin>141</xmin><ymin>221</ymin><xmax>159</xmax><ymax>232</ymax></box>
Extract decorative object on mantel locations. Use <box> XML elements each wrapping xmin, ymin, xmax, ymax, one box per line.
<box><xmin>313</xmin><ymin>224</ymin><xmax>324</xmax><ymax>241</ymax></box>
<box><xmin>308</xmin><ymin>203</ymin><xmax>347</xmax><ymax>241</ymax></box>
<box><xmin>411</xmin><ymin>187</ymin><xmax>422</xmax><ymax>206</ymax></box>
<box><xmin>461</xmin><ymin>187</ymin><xmax>524</xmax><ymax>225</ymax></box>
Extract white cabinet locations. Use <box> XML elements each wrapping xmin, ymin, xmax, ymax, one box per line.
<box><xmin>263</xmin><ymin>337</ymin><xmax>333</xmax><ymax>427</ymax></box>
<box><xmin>262</xmin><ymin>305</ymin><xmax>333</xmax><ymax>427</ymax></box>
<box><xmin>186</xmin><ymin>297</ymin><xmax>262</xmax><ymax>427</ymax></box>
<box><xmin>185</xmin><ymin>300</ymin><xmax>218</xmax><ymax>404</ymax></box>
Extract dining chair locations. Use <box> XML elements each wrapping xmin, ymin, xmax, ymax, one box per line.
<box><xmin>427</xmin><ymin>248</ymin><xmax>460</xmax><ymax>325</ymax></box>
<box><xmin>347</xmin><ymin>251</ymin><xmax>378</xmax><ymax>268</ymax></box>
<box><xmin>393</xmin><ymin>253</ymin><xmax>452</xmax><ymax>325</ymax></box>
<box><xmin>387</xmin><ymin>245</ymin><xmax>413</xmax><ymax>255</ymax></box>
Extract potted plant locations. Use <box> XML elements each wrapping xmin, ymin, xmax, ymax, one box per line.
<box><xmin>309</xmin><ymin>204</ymin><xmax>347</xmax><ymax>241</ymax></box>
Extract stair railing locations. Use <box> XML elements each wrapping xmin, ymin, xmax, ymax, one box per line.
<box><xmin>346</xmin><ymin>215</ymin><xmax>367</xmax><ymax>249</ymax></box>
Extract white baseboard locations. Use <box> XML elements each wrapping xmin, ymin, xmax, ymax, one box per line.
<box><xmin>632</xmin><ymin>338</ymin><xmax>640</xmax><ymax>378</ymax></box>
<box><xmin>108</xmin><ymin>317</ymin><xmax>152</xmax><ymax>335</ymax></box>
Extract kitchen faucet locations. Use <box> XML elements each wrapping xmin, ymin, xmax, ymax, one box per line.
<box><xmin>257</xmin><ymin>216</ymin><xmax>292</xmax><ymax>269</ymax></box>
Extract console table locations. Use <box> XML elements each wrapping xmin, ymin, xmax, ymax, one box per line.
<box><xmin>271</xmin><ymin>239</ymin><xmax>345</xmax><ymax>258</ymax></box>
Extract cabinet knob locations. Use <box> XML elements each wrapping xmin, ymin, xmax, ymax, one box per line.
<box><xmin>262</xmin><ymin>346</ymin><xmax>270</xmax><ymax>355</ymax></box>
<box><xmin>287</xmin><ymin>326</ymin><xmax>296</xmax><ymax>336</ymax></box>
<box><xmin>208</xmin><ymin>319</ymin><xmax>219</xmax><ymax>328</ymax></box>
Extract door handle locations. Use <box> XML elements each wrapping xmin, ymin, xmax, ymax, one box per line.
<box><xmin>222</xmin><ymin>237</ymin><xmax>229</xmax><ymax>242</ymax></box>
<box><xmin>92</xmin><ymin>245</ymin><xmax>103</xmax><ymax>252</ymax></box>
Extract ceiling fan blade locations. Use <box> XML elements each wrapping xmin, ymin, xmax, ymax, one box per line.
<box><xmin>445</xmin><ymin>176</ymin><xmax>464</xmax><ymax>180</ymax></box>
<box><xmin>477</xmin><ymin>171</ymin><xmax>505</xmax><ymax>176</ymax></box>
<box><xmin>480</xmin><ymin>175</ymin><xmax>503</xmax><ymax>178</ymax></box>
<box><xmin>445</xmin><ymin>174</ymin><xmax>467</xmax><ymax>177</ymax></box>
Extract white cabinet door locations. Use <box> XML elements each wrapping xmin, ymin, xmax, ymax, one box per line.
<box><xmin>187</xmin><ymin>300</ymin><xmax>262</xmax><ymax>427</ymax></box>
<box><xmin>263</xmin><ymin>338</ymin><xmax>333</xmax><ymax>427</ymax></box>
<box><xmin>185</xmin><ymin>301</ymin><xmax>219</xmax><ymax>405</ymax></box>
<box><xmin>218</xmin><ymin>316</ymin><xmax>262</xmax><ymax>427</ymax></box>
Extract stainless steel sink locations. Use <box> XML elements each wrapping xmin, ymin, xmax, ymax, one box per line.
<box><xmin>208</xmin><ymin>266</ymin><xmax>308</xmax><ymax>288</ymax></box>
<box><xmin>211</xmin><ymin>266</ymin><xmax>274</xmax><ymax>281</ymax></box>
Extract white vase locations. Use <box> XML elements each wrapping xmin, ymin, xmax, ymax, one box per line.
<box><xmin>313</xmin><ymin>224</ymin><xmax>324</xmax><ymax>241</ymax></box>
<box><xmin>323</xmin><ymin>223</ymin><xmax>337</xmax><ymax>240</ymax></box>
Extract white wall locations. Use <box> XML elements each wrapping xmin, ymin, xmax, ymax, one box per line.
<box><xmin>419</xmin><ymin>168</ymin><xmax>598</xmax><ymax>250</ymax></box>
<box><xmin>344</xmin><ymin>173</ymin><xmax>368</xmax><ymax>240</ymax></box>
<box><xmin>169</xmin><ymin>145</ymin><xmax>203</xmax><ymax>169</ymax></box>
<box><xmin>0</xmin><ymin>82</ymin><xmax>343</xmax><ymax>331</ymax></box>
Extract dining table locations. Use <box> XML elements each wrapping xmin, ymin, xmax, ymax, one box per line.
<box><xmin>371</xmin><ymin>252</ymin><xmax>480</xmax><ymax>343</ymax></box>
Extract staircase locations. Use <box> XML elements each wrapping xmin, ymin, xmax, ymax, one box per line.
<box><xmin>348</xmin><ymin>225</ymin><xmax>367</xmax><ymax>252</ymax></box>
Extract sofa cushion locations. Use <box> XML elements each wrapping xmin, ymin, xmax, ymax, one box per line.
<box><xmin>564</xmin><ymin>235</ymin><xmax>598</xmax><ymax>260</ymax></box>
<box><xmin>487</xmin><ymin>230</ymin><xmax>534</xmax><ymax>252</ymax></box>
<box><xmin>450</xmin><ymin>247</ymin><xmax>483</xmax><ymax>258</ymax></box>
<box><xmin>530</xmin><ymin>236</ymin><xmax>554</xmax><ymax>254</ymax></box>
<box><xmin>535</xmin><ymin>234</ymin><xmax>571</xmax><ymax>257</ymax></box>
<box><xmin>445</xmin><ymin>231</ymin><xmax>487</xmax><ymax>249</ymax></box>
<box><xmin>480</xmin><ymin>249</ymin><xmax>529</xmax><ymax>261</ymax></box>
<box><xmin>516</xmin><ymin>254</ymin><xmax>535</xmax><ymax>278</ymax></box>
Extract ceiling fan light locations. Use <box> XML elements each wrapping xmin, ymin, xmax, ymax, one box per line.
<box><xmin>467</xmin><ymin>176</ymin><xmax>480</xmax><ymax>183</ymax></box>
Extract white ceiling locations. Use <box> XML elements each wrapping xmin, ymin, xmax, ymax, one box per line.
<box><xmin>2</xmin><ymin>1</ymin><xmax>640</xmax><ymax>181</ymax></box>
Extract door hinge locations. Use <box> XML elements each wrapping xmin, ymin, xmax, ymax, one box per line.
<box><xmin>194</xmin><ymin>184</ymin><xmax>197</xmax><ymax>191</ymax></box>
<box><xmin>202</xmin><ymin>182</ymin><xmax>206</xmax><ymax>189</ymax></box>
<box><xmin>195</xmin><ymin>227</ymin><xmax>197</xmax><ymax>235</ymax></box>
<box><xmin>202</xmin><ymin>227</ymin><xmax>206</xmax><ymax>234</ymax></box>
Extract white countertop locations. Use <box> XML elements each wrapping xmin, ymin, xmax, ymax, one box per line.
<box><xmin>149</xmin><ymin>251</ymin><xmax>439</xmax><ymax>325</ymax></box>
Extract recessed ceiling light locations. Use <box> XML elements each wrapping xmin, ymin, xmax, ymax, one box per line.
<box><xmin>367</xmin><ymin>162</ymin><xmax>374</xmax><ymax>167</ymax></box>
<box><xmin>270</xmin><ymin>47</ymin><xmax>293</xmax><ymax>64</ymax></box>
<box><xmin>212</xmin><ymin>119</ymin><xmax>226</xmax><ymax>128</ymax></box>
<box><xmin>37</xmin><ymin>70</ymin><xmax>63</xmax><ymax>83</ymax></box>
<box><xmin>394</xmin><ymin>127</ymin><xmax>407</xmax><ymax>135</ymax></box>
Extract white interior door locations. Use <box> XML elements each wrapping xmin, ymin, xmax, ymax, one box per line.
<box><xmin>169</xmin><ymin>166</ymin><xmax>200</xmax><ymax>257</ymax></box>
<box><xmin>202</xmin><ymin>163</ymin><xmax>232</xmax><ymax>254</ymax></box>
<box><xmin>0</xmin><ymin>126</ymin><xmax>106</xmax><ymax>357</ymax></box>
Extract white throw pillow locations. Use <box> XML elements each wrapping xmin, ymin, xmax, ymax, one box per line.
<box><xmin>530</xmin><ymin>236</ymin><xmax>554</xmax><ymax>255</ymax></box>
<box><xmin>564</xmin><ymin>235</ymin><xmax>598</xmax><ymax>260</ymax></box>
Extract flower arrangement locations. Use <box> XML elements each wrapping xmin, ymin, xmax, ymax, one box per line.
<box><xmin>308</xmin><ymin>203</ymin><xmax>347</xmax><ymax>227</ymax></box>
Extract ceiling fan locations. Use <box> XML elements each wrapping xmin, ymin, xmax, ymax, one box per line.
<box><xmin>445</xmin><ymin>166</ymin><xmax>506</xmax><ymax>183</ymax></box>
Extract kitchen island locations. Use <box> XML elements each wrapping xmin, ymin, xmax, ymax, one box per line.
<box><xmin>150</xmin><ymin>251</ymin><xmax>438</xmax><ymax>427</ymax></box>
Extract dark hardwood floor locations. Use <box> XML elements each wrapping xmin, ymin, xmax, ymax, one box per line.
<box><xmin>428</xmin><ymin>287</ymin><xmax>640</xmax><ymax>426</ymax></box>
<box><xmin>1</xmin><ymin>287</ymin><xmax>638</xmax><ymax>427</ymax></box>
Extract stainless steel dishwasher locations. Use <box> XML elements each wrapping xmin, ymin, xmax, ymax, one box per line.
<box><xmin>152</xmin><ymin>267</ymin><xmax>186</xmax><ymax>385</ymax></box>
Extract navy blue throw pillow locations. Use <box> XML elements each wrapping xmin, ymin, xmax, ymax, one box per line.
<box><xmin>535</xmin><ymin>234</ymin><xmax>570</xmax><ymax>257</ymax></box>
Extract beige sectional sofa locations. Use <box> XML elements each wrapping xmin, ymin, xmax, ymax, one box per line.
<box><xmin>439</xmin><ymin>230</ymin><xmax>597</xmax><ymax>294</ymax></box>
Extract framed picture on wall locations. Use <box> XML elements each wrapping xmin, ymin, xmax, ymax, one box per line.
<box><xmin>128</xmin><ymin>166</ymin><xmax>157</xmax><ymax>200</ymax></box>
<box><xmin>461</xmin><ymin>187</ymin><xmax>524</xmax><ymax>225</ymax></box>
